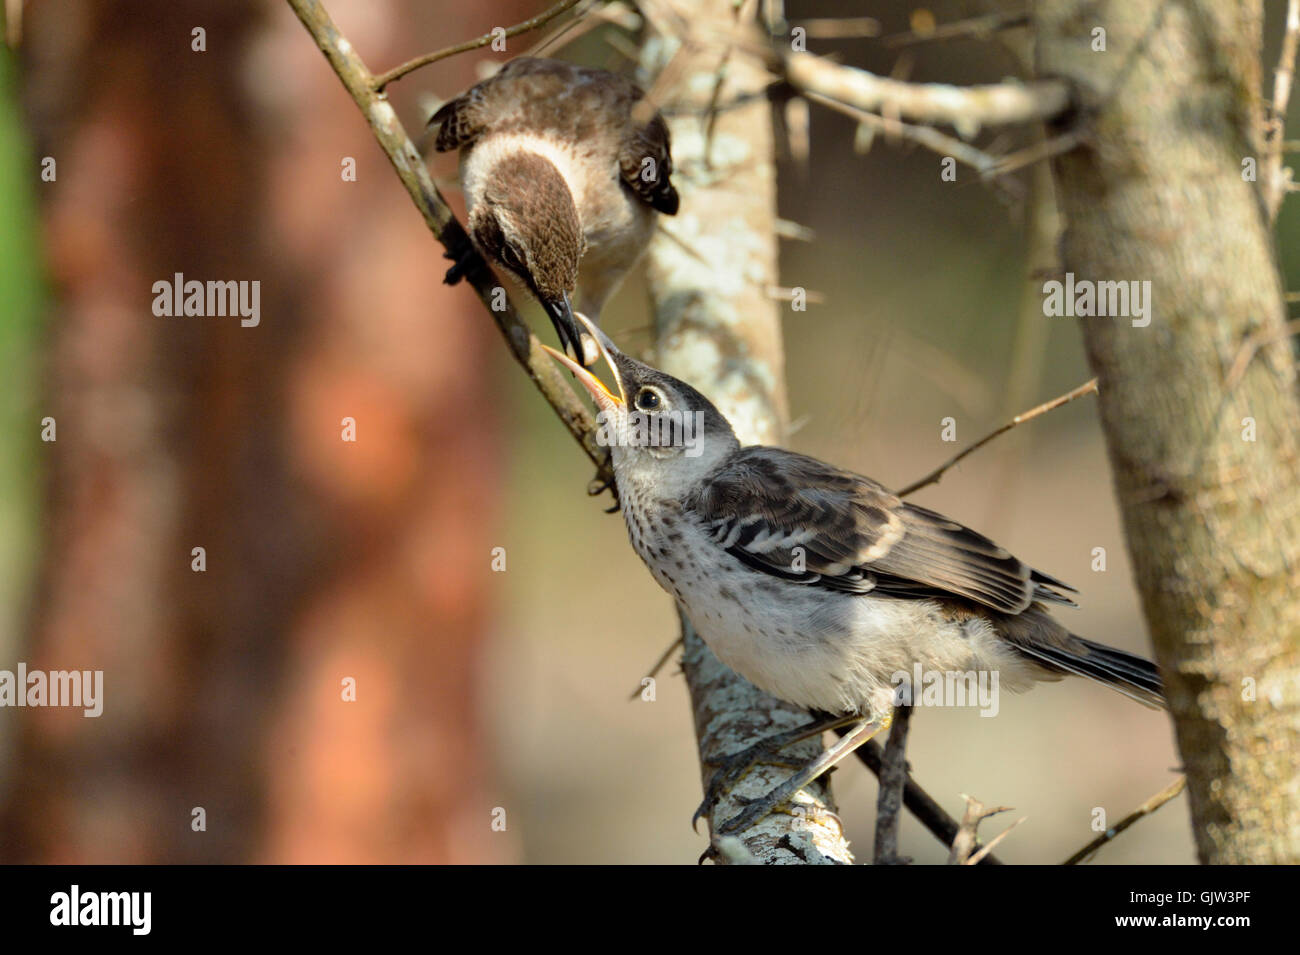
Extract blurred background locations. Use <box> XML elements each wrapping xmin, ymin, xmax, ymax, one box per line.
<box><xmin>1</xmin><ymin>0</ymin><xmax>1294</xmax><ymax>864</ymax></box>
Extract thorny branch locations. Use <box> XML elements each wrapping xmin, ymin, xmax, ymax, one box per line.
<box><xmin>948</xmin><ymin>795</ymin><xmax>1026</xmax><ymax>865</ymax></box>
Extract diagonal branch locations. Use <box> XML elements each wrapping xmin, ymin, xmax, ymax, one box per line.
<box><xmin>896</xmin><ymin>377</ymin><xmax>1098</xmax><ymax>497</ymax></box>
<box><xmin>1062</xmin><ymin>776</ymin><xmax>1187</xmax><ymax>865</ymax></box>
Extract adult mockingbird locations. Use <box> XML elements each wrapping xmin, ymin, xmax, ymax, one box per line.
<box><xmin>430</xmin><ymin>57</ymin><xmax>679</xmax><ymax>364</ymax></box>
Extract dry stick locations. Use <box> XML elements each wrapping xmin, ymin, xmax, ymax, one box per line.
<box><xmin>628</xmin><ymin>636</ymin><xmax>684</xmax><ymax>700</ymax></box>
<box><xmin>884</xmin><ymin>10</ymin><xmax>1029</xmax><ymax>48</ymax></box>
<box><xmin>985</xmin><ymin>128</ymin><xmax>1088</xmax><ymax>181</ymax></box>
<box><xmin>872</xmin><ymin>703</ymin><xmax>913</xmax><ymax>865</ymax></box>
<box><xmin>372</xmin><ymin>0</ymin><xmax>584</xmax><ymax>91</ymax></box>
<box><xmin>528</xmin><ymin>1</ymin><xmax>639</xmax><ymax>58</ymax></box>
<box><xmin>847</xmin><ymin>736</ymin><xmax>1004</xmax><ymax>865</ymax></box>
<box><xmin>1224</xmin><ymin>317</ymin><xmax>1300</xmax><ymax>392</ymax></box>
<box><xmin>1062</xmin><ymin>776</ymin><xmax>1187</xmax><ymax>865</ymax></box>
<box><xmin>948</xmin><ymin>795</ymin><xmax>1019</xmax><ymax>864</ymax></box>
<box><xmin>286</xmin><ymin>0</ymin><xmax>609</xmax><ymax>479</ymax></box>
<box><xmin>702</xmin><ymin>45</ymin><xmax>734</xmax><ymax>170</ymax></box>
<box><xmin>966</xmin><ymin>811</ymin><xmax>1026</xmax><ymax>865</ymax></box>
<box><xmin>1266</xmin><ymin>0</ymin><xmax>1300</xmax><ymax>220</ymax></box>
<box><xmin>794</xmin><ymin>17</ymin><xmax>882</xmax><ymax>39</ymax></box>
<box><xmin>896</xmin><ymin>378</ymin><xmax>1099</xmax><ymax>498</ymax></box>
<box><xmin>804</xmin><ymin>90</ymin><xmax>999</xmax><ymax>176</ymax></box>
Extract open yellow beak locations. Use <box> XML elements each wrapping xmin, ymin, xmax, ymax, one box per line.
<box><xmin>540</xmin><ymin>312</ymin><xmax>625</xmax><ymax>411</ymax></box>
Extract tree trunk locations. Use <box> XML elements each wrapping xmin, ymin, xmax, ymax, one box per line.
<box><xmin>1036</xmin><ymin>0</ymin><xmax>1300</xmax><ymax>863</ymax></box>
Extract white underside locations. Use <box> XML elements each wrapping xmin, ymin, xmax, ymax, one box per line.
<box><xmin>625</xmin><ymin>502</ymin><xmax>1047</xmax><ymax>716</ymax></box>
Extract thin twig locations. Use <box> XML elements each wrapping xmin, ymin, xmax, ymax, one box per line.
<box><xmin>966</xmin><ymin>813</ymin><xmax>1026</xmax><ymax>865</ymax></box>
<box><xmin>527</xmin><ymin>1</ymin><xmax>638</xmax><ymax>58</ymax></box>
<box><xmin>1062</xmin><ymin>776</ymin><xmax>1186</xmax><ymax>865</ymax></box>
<box><xmin>984</xmin><ymin>128</ymin><xmax>1088</xmax><ymax>181</ymax></box>
<box><xmin>872</xmin><ymin>704</ymin><xmax>913</xmax><ymax>865</ymax></box>
<box><xmin>793</xmin><ymin>17</ymin><xmax>881</xmax><ymax>39</ymax></box>
<box><xmin>842</xmin><ymin>734</ymin><xmax>1003</xmax><ymax>864</ymax></box>
<box><xmin>1224</xmin><ymin>317</ymin><xmax>1300</xmax><ymax>392</ymax></box>
<box><xmin>884</xmin><ymin>10</ymin><xmax>1028</xmax><ymax>48</ymax></box>
<box><xmin>896</xmin><ymin>378</ymin><xmax>1099</xmax><ymax>497</ymax></box>
<box><xmin>372</xmin><ymin>0</ymin><xmax>583</xmax><ymax>91</ymax></box>
<box><xmin>804</xmin><ymin>90</ymin><xmax>1000</xmax><ymax>176</ymax></box>
<box><xmin>702</xmin><ymin>46</ymin><xmax>734</xmax><ymax>169</ymax></box>
<box><xmin>628</xmin><ymin>636</ymin><xmax>685</xmax><ymax>700</ymax></box>
<box><xmin>947</xmin><ymin>794</ymin><xmax>1019</xmax><ymax>864</ymax></box>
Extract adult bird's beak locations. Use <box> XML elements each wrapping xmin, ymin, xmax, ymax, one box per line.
<box><xmin>546</xmin><ymin>291</ymin><xmax>598</xmax><ymax>366</ymax></box>
<box><xmin>541</xmin><ymin>312</ymin><xmax>625</xmax><ymax>412</ymax></box>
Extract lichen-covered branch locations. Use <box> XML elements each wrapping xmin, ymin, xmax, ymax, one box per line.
<box><xmin>1037</xmin><ymin>0</ymin><xmax>1300</xmax><ymax>864</ymax></box>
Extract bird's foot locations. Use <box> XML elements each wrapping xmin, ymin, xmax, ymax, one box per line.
<box><xmin>693</xmin><ymin>741</ymin><xmax>807</xmax><ymax>831</ymax></box>
<box><xmin>443</xmin><ymin>242</ymin><xmax>481</xmax><ymax>286</ymax></box>
<box><xmin>709</xmin><ymin>713</ymin><xmax>890</xmax><ymax>837</ymax></box>
<box><xmin>691</xmin><ymin>716</ymin><xmax>854</xmax><ymax>831</ymax></box>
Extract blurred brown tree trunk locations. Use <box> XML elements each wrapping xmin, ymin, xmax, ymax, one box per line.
<box><xmin>1036</xmin><ymin>0</ymin><xmax>1300</xmax><ymax>863</ymax></box>
<box><xmin>2</xmin><ymin>0</ymin><xmax>513</xmax><ymax>863</ymax></box>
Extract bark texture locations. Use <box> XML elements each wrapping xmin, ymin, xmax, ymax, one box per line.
<box><xmin>1036</xmin><ymin>0</ymin><xmax>1300</xmax><ymax>863</ymax></box>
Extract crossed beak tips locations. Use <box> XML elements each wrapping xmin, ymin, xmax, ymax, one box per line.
<box><xmin>540</xmin><ymin>311</ymin><xmax>625</xmax><ymax>412</ymax></box>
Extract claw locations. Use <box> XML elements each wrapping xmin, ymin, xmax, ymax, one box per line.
<box><xmin>443</xmin><ymin>243</ymin><xmax>481</xmax><ymax>285</ymax></box>
<box><xmin>587</xmin><ymin>452</ymin><xmax>620</xmax><ymax>511</ymax></box>
<box><xmin>691</xmin><ymin>735</ymin><xmax>813</xmax><ymax>832</ymax></box>
<box><xmin>705</xmin><ymin>714</ymin><xmax>888</xmax><ymax>836</ymax></box>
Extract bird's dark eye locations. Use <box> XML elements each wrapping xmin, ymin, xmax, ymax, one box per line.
<box><xmin>500</xmin><ymin>244</ymin><xmax>525</xmax><ymax>271</ymax></box>
<box><xmin>634</xmin><ymin>388</ymin><xmax>662</xmax><ymax>411</ymax></box>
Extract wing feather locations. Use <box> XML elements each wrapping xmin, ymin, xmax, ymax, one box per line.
<box><xmin>693</xmin><ymin>447</ymin><xmax>1076</xmax><ymax>614</ymax></box>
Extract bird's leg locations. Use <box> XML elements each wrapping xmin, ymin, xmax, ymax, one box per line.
<box><xmin>713</xmin><ymin>712</ymin><xmax>892</xmax><ymax>837</ymax></box>
<box><xmin>693</xmin><ymin>711</ymin><xmax>863</xmax><ymax>830</ymax></box>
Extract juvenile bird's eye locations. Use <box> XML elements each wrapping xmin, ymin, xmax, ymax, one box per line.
<box><xmin>634</xmin><ymin>388</ymin><xmax>662</xmax><ymax>411</ymax></box>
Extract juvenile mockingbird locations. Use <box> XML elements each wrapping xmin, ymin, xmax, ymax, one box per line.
<box><xmin>545</xmin><ymin>315</ymin><xmax>1164</xmax><ymax>836</ymax></box>
<box><xmin>430</xmin><ymin>57</ymin><xmax>679</xmax><ymax>364</ymax></box>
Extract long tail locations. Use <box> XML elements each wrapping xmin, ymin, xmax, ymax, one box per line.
<box><xmin>1018</xmin><ymin>636</ymin><xmax>1165</xmax><ymax>709</ymax></box>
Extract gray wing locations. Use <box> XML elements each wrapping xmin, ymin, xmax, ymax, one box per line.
<box><xmin>692</xmin><ymin>447</ymin><xmax>1076</xmax><ymax>614</ymax></box>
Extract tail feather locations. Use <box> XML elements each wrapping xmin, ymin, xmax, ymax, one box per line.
<box><xmin>1018</xmin><ymin>636</ymin><xmax>1165</xmax><ymax>709</ymax></box>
